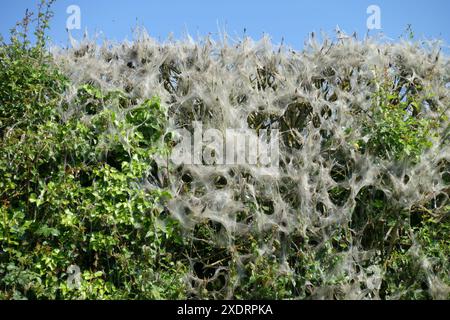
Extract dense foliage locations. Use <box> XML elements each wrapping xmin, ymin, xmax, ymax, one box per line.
<box><xmin>0</xmin><ymin>3</ymin><xmax>185</xmax><ymax>299</ymax></box>
<box><xmin>0</xmin><ymin>2</ymin><xmax>449</xmax><ymax>299</ymax></box>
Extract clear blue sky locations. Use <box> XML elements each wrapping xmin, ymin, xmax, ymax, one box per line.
<box><xmin>1</xmin><ymin>0</ymin><xmax>449</xmax><ymax>48</ymax></box>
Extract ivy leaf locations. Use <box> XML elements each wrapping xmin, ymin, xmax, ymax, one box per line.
<box><xmin>36</xmin><ymin>225</ymin><xmax>60</xmax><ymax>237</ymax></box>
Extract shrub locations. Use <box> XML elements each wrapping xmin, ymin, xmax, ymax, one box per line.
<box><xmin>0</xmin><ymin>1</ymin><xmax>187</xmax><ymax>299</ymax></box>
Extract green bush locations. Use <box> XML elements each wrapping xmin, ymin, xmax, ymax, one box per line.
<box><xmin>0</xmin><ymin>2</ymin><xmax>187</xmax><ymax>299</ymax></box>
<box><xmin>358</xmin><ymin>71</ymin><xmax>442</xmax><ymax>161</ymax></box>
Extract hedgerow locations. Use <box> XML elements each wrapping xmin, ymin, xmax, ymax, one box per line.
<box><xmin>0</xmin><ymin>2</ymin><xmax>185</xmax><ymax>299</ymax></box>
<box><xmin>0</xmin><ymin>1</ymin><xmax>449</xmax><ymax>299</ymax></box>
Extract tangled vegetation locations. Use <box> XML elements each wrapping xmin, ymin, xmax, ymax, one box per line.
<box><xmin>0</xmin><ymin>1</ymin><xmax>449</xmax><ymax>299</ymax></box>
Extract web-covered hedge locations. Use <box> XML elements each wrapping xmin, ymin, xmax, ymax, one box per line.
<box><xmin>1</xmin><ymin>3</ymin><xmax>449</xmax><ymax>299</ymax></box>
<box><xmin>51</xmin><ymin>32</ymin><xmax>449</xmax><ymax>299</ymax></box>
